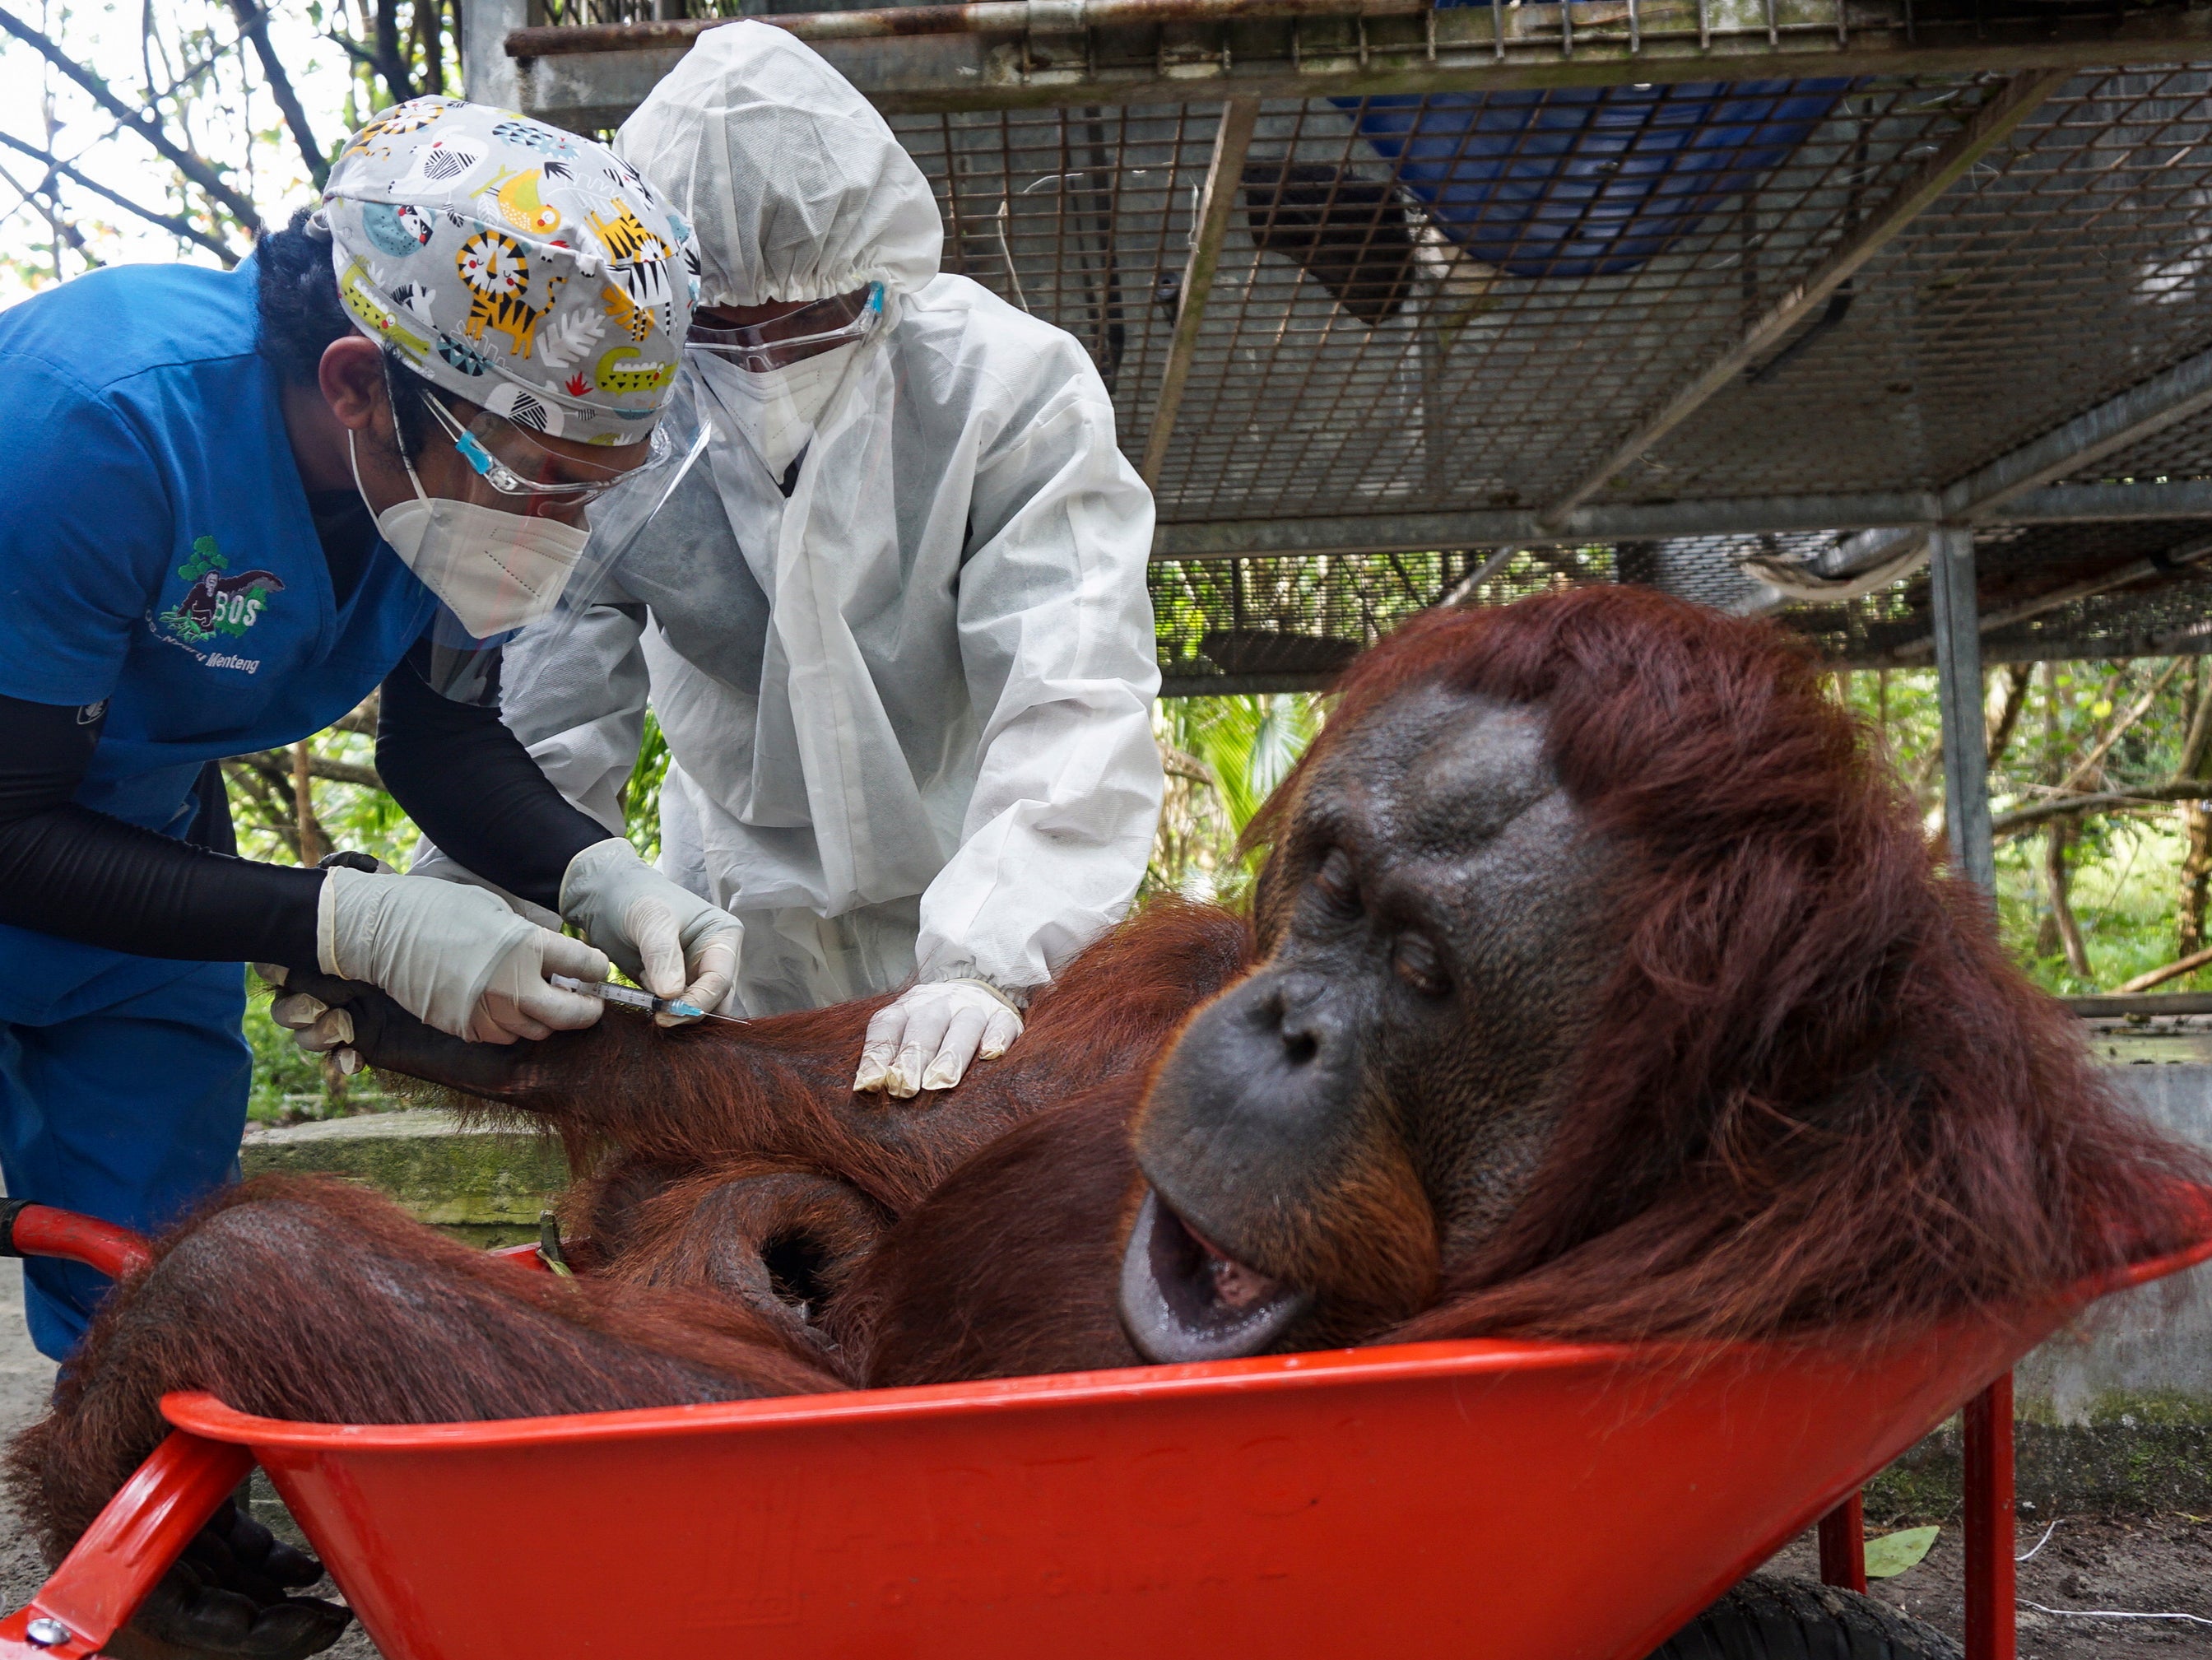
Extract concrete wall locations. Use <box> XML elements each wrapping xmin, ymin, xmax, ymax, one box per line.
<box><xmin>2018</xmin><ymin>1064</ymin><xmax>2212</xmax><ymax>1422</ymax></box>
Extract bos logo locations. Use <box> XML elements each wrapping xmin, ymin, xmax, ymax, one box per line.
<box><xmin>155</xmin><ymin>535</ymin><xmax>286</xmax><ymax>658</ymax></box>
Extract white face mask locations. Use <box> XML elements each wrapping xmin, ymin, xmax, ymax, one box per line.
<box><xmin>349</xmin><ymin>429</ymin><xmax>589</xmax><ymax>639</ymax></box>
<box><xmin>691</xmin><ymin>344</ymin><xmax>856</xmax><ymax>479</ymax></box>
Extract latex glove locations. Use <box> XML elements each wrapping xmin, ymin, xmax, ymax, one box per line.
<box><xmin>853</xmin><ymin>979</ymin><xmax>1024</xmax><ymax>1099</ymax></box>
<box><xmin>316</xmin><ymin>865</ymin><xmax>610</xmax><ymax>1044</ymax></box>
<box><xmin>559</xmin><ymin>837</ymin><xmax>742</xmax><ymax>1026</ymax></box>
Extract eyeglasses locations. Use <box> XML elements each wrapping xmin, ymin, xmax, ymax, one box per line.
<box><xmin>685</xmin><ymin>284</ymin><xmax>884</xmax><ymax>373</ymax></box>
<box><xmin>418</xmin><ymin>388</ymin><xmax>670</xmax><ymax>504</ymax></box>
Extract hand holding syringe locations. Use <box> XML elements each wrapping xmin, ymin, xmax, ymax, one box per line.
<box><xmin>550</xmin><ymin>975</ymin><xmax>745</xmax><ymax>1025</ymax></box>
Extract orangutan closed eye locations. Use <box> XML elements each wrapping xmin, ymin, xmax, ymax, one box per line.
<box><xmin>1122</xmin><ymin>689</ymin><xmax>1621</xmax><ymax>1363</ymax></box>
<box><xmin>12</xmin><ymin>588</ymin><xmax>2205</xmax><ymax>1660</ymax></box>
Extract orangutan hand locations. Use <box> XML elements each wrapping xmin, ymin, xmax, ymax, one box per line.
<box><xmin>115</xmin><ymin>1498</ymin><xmax>350</xmax><ymax>1660</ymax></box>
<box><xmin>257</xmin><ymin>965</ymin><xmax>552</xmax><ymax>1104</ymax></box>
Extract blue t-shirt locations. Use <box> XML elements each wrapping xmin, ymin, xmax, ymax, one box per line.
<box><xmin>0</xmin><ymin>258</ymin><xmax>438</xmax><ymax>1024</ymax></box>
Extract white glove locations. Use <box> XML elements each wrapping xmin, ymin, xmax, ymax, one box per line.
<box><xmin>559</xmin><ymin>837</ymin><xmax>741</xmax><ymax>1025</ymax></box>
<box><xmin>853</xmin><ymin>979</ymin><xmax>1024</xmax><ymax>1099</ymax></box>
<box><xmin>315</xmin><ymin>865</ymin><xmax>610</xmax><ymax>1044</ymax></box>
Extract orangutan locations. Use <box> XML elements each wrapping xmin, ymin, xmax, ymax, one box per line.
<box><xmin>11</xmin><ymin>588</ymin><xmax>2203</xmax><ymax>1660</ymax></box>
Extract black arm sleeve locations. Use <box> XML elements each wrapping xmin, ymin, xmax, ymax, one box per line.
<box><xmin>0</xmin><ymin>695</ymin><xmax>323</xmax><ymax>967</ymax></box>
<box><xmin>374</xmin><ymin>641</ymin><xmax>610</xmax><ymax>913</ymax></box>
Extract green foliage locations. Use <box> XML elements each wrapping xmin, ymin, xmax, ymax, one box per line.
<box><xmin>624</xmin><ymin>709</ymin><xmax>672</xmax><ymax>865</ymax></box>
<box><xmin>1149</xmin><ymin>693</ymin><xmax>1323</xmax><ymax>903</ymax></box>
<box><xmin>1842</xmin><ymin>659</ymin><xmax>2211</xmax><ymax>995</ymax></box>
<box><xmin>241</xmin><ymin>991</ymin><xmax>323</xmax><ymax>1123</ymax></box>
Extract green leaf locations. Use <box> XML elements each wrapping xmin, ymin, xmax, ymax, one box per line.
<box><xmin>1864</xmin><ymin>1525</ymin><xmax>1940</xmax><ymax>1579</ymax></box>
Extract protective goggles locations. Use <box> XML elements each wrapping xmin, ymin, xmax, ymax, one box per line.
<box><xmin>685</xmin><ymin>284</ymin><xmax>884</xmax><ymax>373</ymax></box>
<box><xmin>418</xmin><ymin>388</ymin><xmax>671</xmax><ymax>506</ymax></box>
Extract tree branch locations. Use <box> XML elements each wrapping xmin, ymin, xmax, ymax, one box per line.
<box><xmin>1993</xmin><ymin>780</ymin><xmax>2212</xmax><ymax>836</ymax></box>
<box><xmin>2050</xmin><ymin>658</ymin><xmax>2185</xmax><ymax>799</ymax></box>
<box><xmin>239</xmin><ymin>748</ymin><xmax>383</xmax><ymax>789</ymax></box>
<box><xmin>0</xmin><ymin>5</ymin><xmax>262</xmax><ymax>231</ymax></box>
<box><xmin>2113</xmin><ymin>943</ymin><xmax>2212</xmax><ymax>996</ymax></box>
<box><xmin>221</xmin><ymin>759</ymin><xmax>303</xmax><ymax>862</ymax></box>
<box><xmin>229</xmin><ymin>0</ymin><xmax>326</xmax><ymax>188</ymax></box>
<box><xmin>0</xmin><ymin>130</ymin><xmax>235</xmax><ymax>259</ymax></box>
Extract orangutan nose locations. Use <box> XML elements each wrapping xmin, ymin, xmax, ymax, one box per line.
<box><xmin>1255</xmin><ymin>974</ymin><xmax>1337</xmax><ymax>1069</ymax></box>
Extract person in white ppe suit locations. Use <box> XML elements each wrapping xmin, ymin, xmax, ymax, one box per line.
<box><xmin>464</xmin><ymin>23</ymin><xmax>1164</xmax><ymax>1098</ymax></box>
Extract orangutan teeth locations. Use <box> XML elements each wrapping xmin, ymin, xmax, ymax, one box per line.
<box><xmin>1189</xmin><ymin>1226</ymin><xmax>1281</xmax><ymax>1311</ymax></box>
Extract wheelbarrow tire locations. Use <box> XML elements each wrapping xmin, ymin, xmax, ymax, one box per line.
<box><xmin>1648</xmin><ymin>1572</ymin><xmax>1962</xmax><ymax>1660</ymax></box>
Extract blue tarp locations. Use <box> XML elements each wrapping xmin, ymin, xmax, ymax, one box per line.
<box><xmin>1342</xmin><ymin>70</ymin><xmax>1851</xmax><ymax>280</ymax></box>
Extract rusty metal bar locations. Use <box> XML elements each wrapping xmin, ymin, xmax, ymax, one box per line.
<box><xmin>1146</xmin><ymin>478</ymin><xmax>2212</xmax><ymax>560</ymax></box>
<box><xmin>509</xmin><ymin>16</ymin><xmax>2212</xmax><ymax>123</ymax></box>
<box><xmin>1536</xmin><ymin>68</ymin><xmax>2068</xmax><ymax>532</ymax></box>
<box><xmin>1140</xmin><ymin>96</ymin><xmax>1260</xmax><ymax>489</ymax></box>
<box><xmin>510</xmin><ymin>0</ymin><xmax>1426</xmax><ymax>57</ymax></box>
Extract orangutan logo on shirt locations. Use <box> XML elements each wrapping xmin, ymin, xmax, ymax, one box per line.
<box><xmin>156</xmin><ymin>536</ymin><xmax>285</xmax><ymax>647</ymax></box>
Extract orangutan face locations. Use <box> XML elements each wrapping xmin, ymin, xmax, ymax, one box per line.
<box><xmin>1119</xmin><ymin>685</ymin><xmax>1628</xmax><ymax>1365</ymax></box>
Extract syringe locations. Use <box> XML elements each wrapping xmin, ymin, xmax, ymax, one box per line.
<box><xmin>549</xmin><ymin>975</ymin><xmax>741</xmax><ymax>1024</ymax></box>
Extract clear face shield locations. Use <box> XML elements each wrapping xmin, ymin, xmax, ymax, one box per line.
<box><xmin>369</xmin><ymin>356</ymin><xmax>697</xmax><ymax>703</ymax></box>
<box><xmin>487</xmin><ymin>388</ymin><xmax>716</xmax><ymax>714</ymax></box>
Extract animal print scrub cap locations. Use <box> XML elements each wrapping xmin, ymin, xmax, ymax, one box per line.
<box><xmin>319</xmin><ymin>97</ymin><xmax>699</xmax><ymax>444</ymax></box>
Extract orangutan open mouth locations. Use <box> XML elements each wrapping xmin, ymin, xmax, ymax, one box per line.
<box><xmin>1118</xmin><ymin>1188</ymin><xmax>1313</xmax><ymax>1364</ymax></box>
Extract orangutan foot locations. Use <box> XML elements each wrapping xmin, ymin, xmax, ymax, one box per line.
<box><xmin>109</xmin><ymin>1500</ymin><xmax>351</xmax><ymax>1660</ymax></box>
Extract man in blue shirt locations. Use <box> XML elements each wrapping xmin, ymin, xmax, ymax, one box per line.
<box><xmin>0</xmin><ymin>98</ymin><xmax>743</xmax><ymax>1364</ymax></box>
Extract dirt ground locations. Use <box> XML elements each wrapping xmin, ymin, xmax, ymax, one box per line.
<box><xmin>1764</xmin><ymin>1511</ymin><xmax>2212</xmax><ymax>1658</ymax></box>
<box><xmin>0</xmin><ymin>1258</ymin><xmax>2202</xmax><ymax>1658</ymax></box>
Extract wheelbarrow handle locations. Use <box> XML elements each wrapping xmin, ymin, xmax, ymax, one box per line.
<box><xmin>0</xmin><ymin>1202</ymin><xmax>154</xmax><ymax>1282</ymax></box>
<box><xmin>0</xmin><ymin>1204</ymin><xmax>207</xmax><ymax>1656</ymax></box>
<box><xmin>0</xmin><ymin>1430</ymin><xmax>252</xmax><ymax>1659</ymax></box>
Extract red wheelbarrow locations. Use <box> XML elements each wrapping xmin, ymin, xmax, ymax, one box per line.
<box><xmin>1</xmin><ymin>1195</ymin><xmax>2206</xmax><ymax>1660</ymax></box>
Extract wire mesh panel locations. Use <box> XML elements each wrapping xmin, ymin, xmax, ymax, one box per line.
<box><xmin>2061</xmin><ymin>401</ymin><xmax>2212</xmax><ymax>485</ymax></box>
<box><xmin>895</xmin><ymin>82</ymin><xmax>1994</xmax><ymax>529</ymax></box>
<box><xmin>1164</xmin><ymin>81</ymin><xmax>1990</xmax><ymax>523</ymax></box>
<box><xmin>1153</xmin><ymin>549</ymin><xmax>1484</xmax><ymax>693</ymax></box>
<box><xmin>504</xmin><ymin>22</ymin><xmax>2212</xmax><ymax>672</ymax></box>
<box><xmin>1640</xmin><ymin>66</ymin><xmax>2212</xmax><ymax>500</ymax></box>
<box><xmin>1154</xmin><ymin>519</ymin><xmax>2212</xmax><ymax>693</ymax></box>
<box><xmin>893</xmin><ymin>105</ymin><xmax>1211</xmax><ymax>423</ymax></box>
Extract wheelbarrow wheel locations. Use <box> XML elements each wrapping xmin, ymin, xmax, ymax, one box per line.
<box><xmin>1650</xmin><ymin>1573</ymin><xmax>1961</xmax><ymax>1659</ymax></box>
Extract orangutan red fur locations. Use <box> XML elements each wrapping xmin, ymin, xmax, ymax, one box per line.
<box><xmin>10</xmin><ymin>588</ymin><xmax>2205</xmax><ymax>1660</ymax></box>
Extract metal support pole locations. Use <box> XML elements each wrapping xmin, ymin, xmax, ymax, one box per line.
<box><xmin>1140</xmin><ymin>96</ymin><xmax>1259</xmax><ymax>489</ymax></box>
<box><xmin>1816</xmin><ymin>1492</ymin><xmax>1866</xmax><ymax>1593</ymax></box>
<box><xmin>1963</xmin><ymin>1374</ymin><xmax>2017</xmax><ymax>1660</ymax></box>
<box><xmin>1930</xmin><ymin>524</ymin><xmax>1994</xmax><ymax>894</ymax></box>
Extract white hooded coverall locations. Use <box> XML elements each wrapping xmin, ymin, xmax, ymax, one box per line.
<box><xmin>486</xmin><ymin>22</ymin><xmax>1164</xmax><ymax>1016</ymax></box>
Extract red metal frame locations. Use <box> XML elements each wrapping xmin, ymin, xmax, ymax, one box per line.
<box><xmin>0</xmin><ymin>1431</ymin><xmax>250</xmax><ymax>1660</ymax></box>
<box><xmin>3</xmin><ymin>1206</ymin><xmax>153</xmax><ymax>1282</ymax></box>
<box><xmin>1817</xmin><ymin>1372</ymin><xmax>2016</xmax><ymax>1658</ymax></box>
<box><xmin>1816</xmin><ymin>1490</ymin><xmax>1867</xmax><ymax>1593</ymax></box>
<box><xmin>7</xmin><ymin>1205</ymin><xmax>2203</xmax><ymax>1658</ymax></box>
<box><xmin>1963</xmin><ymin>1374</ymin><xmax>2017</xmax><ymax>1660</ymax></box>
